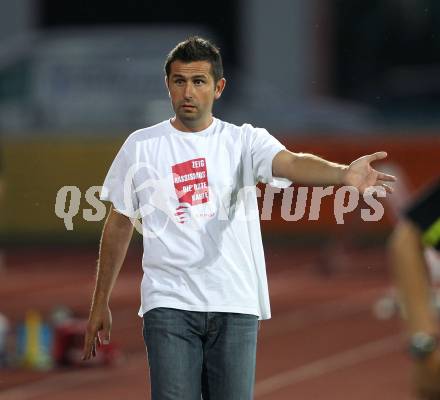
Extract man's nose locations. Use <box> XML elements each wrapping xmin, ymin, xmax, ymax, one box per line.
<box><xmin>184</xmin><ymin>83</ymin><xmax>194</xmax><ymax>99</ymax></box>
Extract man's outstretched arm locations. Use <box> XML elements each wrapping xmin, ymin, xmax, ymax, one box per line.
<box><xmin>82</xmin><ymin>205</ymin><xmax>135</xmax><ymax>360</ymax></box>
<box><xmin>272</xmin><ymin>150</ymin><xmax>396</xmax><ymax>193</ymax></box>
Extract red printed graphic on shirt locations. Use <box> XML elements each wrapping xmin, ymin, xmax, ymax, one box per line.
<box><xmin>172</xmin><ymin>158</ymin><xmax>209</xmax><ymax>206</ymax></box>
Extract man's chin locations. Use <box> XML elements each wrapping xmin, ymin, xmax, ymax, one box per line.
<box><xmin>178</xmin><ymin>111</ymin><xmax>199</xmax><ymax>121</ymax></box>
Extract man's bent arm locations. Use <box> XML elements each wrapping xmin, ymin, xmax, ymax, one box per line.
<box><xmin>82</xmin><ymin>205</ymin><xmax>135</xmax><ymax>360</ymax></box>
<box><xmin>389</xmin><ymin>220</ymin><xmax>437</xmax><ymax>335</ymax></box>
<box><xmin>390</xmin><ymin>219</ymin><xmax>440</xmax><ymax>399</ymax></box>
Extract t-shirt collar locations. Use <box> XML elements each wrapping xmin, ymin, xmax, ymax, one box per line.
<box><xmin>168</xmin><ymin>117</ymin><xmax>217</xmax><ymax>137</ymax></box>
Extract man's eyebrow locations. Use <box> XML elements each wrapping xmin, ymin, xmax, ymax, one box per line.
<box><xmin>171</xmin><ymin>73</ymin><xmax>208</xmax><ymax>79</ymax></box>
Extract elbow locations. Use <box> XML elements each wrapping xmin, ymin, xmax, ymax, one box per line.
<box><xmin>272</xmin><ymin>150</ymin><xmax>298</xmax><ymax>181</ymax></box>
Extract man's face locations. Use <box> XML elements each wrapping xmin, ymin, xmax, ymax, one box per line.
<box><xmin>166</xmin><ymin>60</ymin><xmax>225</xmax><ymax>128</ymax></box>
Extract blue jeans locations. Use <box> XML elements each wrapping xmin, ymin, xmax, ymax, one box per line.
<box><xmin>142</xmin><ymin>307</ymin><xmax>259</xmax><ymax>400</ymax></box>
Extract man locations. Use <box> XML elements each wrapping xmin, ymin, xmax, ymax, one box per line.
<box><xmin>390</xmin><ymin>179</ymin><xmax>440</xmax><ymax>400</ymax></box>
<box><xmin>82</xmin><ymin>36</ymin><xmax>396</xmax><ymax>399</ymax></box>
<box><xmin>0</xmin><ymin>139</ymin><xmax>4</xmax><ymax>271</ymax></box>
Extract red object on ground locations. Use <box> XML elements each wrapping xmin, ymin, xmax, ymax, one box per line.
<box><xmin>53</xmin><ymin>318</ymin><xmax>119</xmax><ymax>367</ymax></box>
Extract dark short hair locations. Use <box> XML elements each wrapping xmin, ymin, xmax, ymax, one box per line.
<box><xmin>164</xmin><ymin>36</ymin><xmax>223</xmax><ymax>83</ymax></box>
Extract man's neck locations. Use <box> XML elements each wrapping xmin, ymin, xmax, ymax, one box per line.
<box><xmin>171</xmin><ymin>115</ymin><xmax>213</xmax><ymax>132</ymax></box>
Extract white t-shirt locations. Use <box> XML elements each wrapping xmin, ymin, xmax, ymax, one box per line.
<box><xmin>100</xmin><ymin>117</ymin><xmax>291</xmax><ymax>320</ymax></box>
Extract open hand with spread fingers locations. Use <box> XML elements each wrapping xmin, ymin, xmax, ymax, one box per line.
<box><xmin>342</xmin><ymin>151</ymin><xmax>397</xmax><ymax>194</ymax></box>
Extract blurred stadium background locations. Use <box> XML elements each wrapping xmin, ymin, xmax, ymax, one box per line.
<box><xmin>0</xmin><ymin>1</ymin><xmax>439</xmax><ymax>399</ymax></box>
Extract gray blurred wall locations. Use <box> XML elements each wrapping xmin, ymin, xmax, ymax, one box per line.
<box><xmin>0</xmin><ymin>0</ymin><xmax>35</xmax><ymax>40</ymax></box>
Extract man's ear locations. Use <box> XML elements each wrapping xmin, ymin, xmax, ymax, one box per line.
<box><xmin>214</xmin><ymin>78</ymin><xmax>226</xmax><ymax>100</ymax></box>
<box><xmin>165</xmin><ymin>76</ymin><xmax>170</xmax><ymax>98</ymax></box>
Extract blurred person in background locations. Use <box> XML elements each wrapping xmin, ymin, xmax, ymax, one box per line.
<box><xmin>0</xmin><ymin>138</ymin><xmax>4</xmax><ymax>271</ymax></box>
<box><xmin>82</xmin><ymin>36</ymin><xmax>396</xmax><ymax>400</ymax></box>
<box><xmin>390</xmin><ymin>178</ymin><xmax>440</xmax><ymax>400</ymax></box>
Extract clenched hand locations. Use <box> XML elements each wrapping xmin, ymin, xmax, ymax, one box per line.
<box><xmin>82</xmin><ymin>304</ymin><xmax>112</xmax><ymax>360</ymax></box>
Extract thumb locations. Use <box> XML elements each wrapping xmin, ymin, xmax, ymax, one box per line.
<box><xmin>367</xmin><ymin>151</ymin><xmax>387</xmax><ymax>162</ymax></box>
<box><xmin>102</xmin><ymin>321</ymin><xmax>111</xmax><ymax>345</ymax></box>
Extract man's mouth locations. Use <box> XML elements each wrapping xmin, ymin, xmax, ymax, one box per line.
<box><xmin>181</xmin><ymin>104</ymin><xmax>196</xmax><ymax>109</ymax></box>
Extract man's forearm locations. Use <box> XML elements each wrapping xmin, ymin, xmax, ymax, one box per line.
<box><xmin>273</xmin><ymin>151</ymin><xmax>347</xmax><ymax>186</ymax></box>
<box><xmin>92</xmin><ymin>207</ymin><xmax>134</xmax><ymax>307</ymax></box>
<box><xmin>390</xmin><ymin>220</ymin><xmax>437</xmax><ymax>335</ymax></box>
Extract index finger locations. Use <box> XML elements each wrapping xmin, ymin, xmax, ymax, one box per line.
<box><xmin>376</xmin><ymin>172</ymin><xmax>397</xmax><ymax>182</ymax></box>
<box><xmin>82</xmin><ymin>327</ymin><xmax>97</xmax><ymax>360</ymax></box>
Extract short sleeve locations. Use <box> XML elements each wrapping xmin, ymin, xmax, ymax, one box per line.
<box><xmin>250</xmin><ymin>127</ymin><xmax>292</xmax><ymax>188</ymax></box>
<box><xmin>100</xmin><ymin>145</ymin><xmax>140</xmax><ymax>218</ymax></box>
